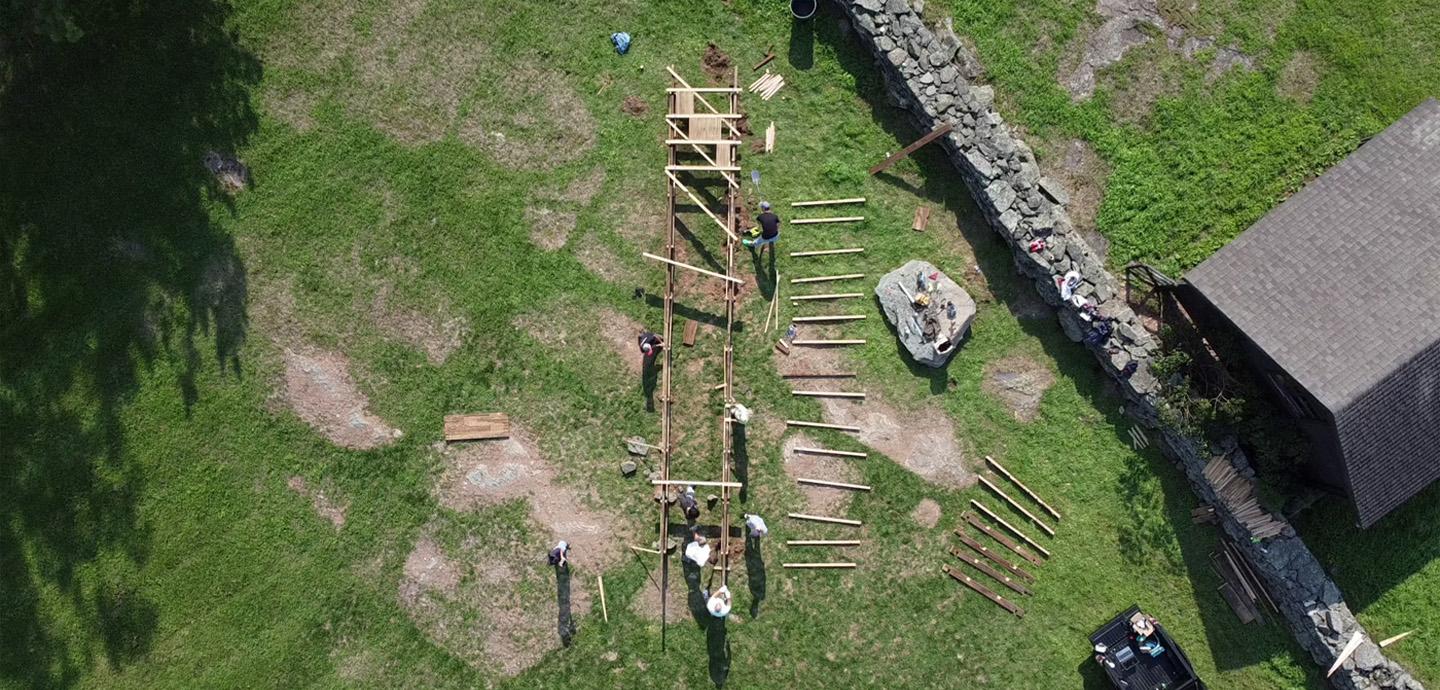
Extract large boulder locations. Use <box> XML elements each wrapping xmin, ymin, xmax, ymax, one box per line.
<box><xmin>875</xmin><ymin>260</ymin><xmax>975</xmax><ymax>368</ymax></box>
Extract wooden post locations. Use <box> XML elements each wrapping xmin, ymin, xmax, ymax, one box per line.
<box><xmin>651</xmin><ymin>479</ymin><xmax>743</xmax><ymax>488</ymax></box>
<box><xmin>785</xmin><ymin>420</ymin><xmax>862</xmax><ymax>432</ymax></box>
<box><xmin>791</xmin><ymin>390</ymin><xmax>866</xmax><ymax>399</ymax></box>
<box><xmin>793</xmin><ymin>446</ymin><xmax>867</xmax><ymax>458</ymax></box>
<box><xmin>629</xmin><ymin>545</ymin><xmax>662</xmax><ymax>555</ymax></box>
<box><xmin>787</xmin><ymin>513</ymin><xmax>862</xmax><ymax>526</ymax></box>
<box><xmin>950</xmin><ymin>548</ymin><xmax>1031</xmax><ymax>596</ymax></box>
<box><xmin>790</xmin><ymin>293</ymin><xmax>862</xmax><ymax>301</ymax></box>
<box><xmin>971</xmin><ymin>500</ymin><xmax>1051</xmax><ymax>558</ymax></box>
<box><xmin>598</xmin><ymin>575</ymin><xmax>609</xmax><ymax>622</ymax></box>
<box><xmin>796</xmin><ymin>478</ymin><xmax>872</xmax><ymax>491</ymax></box>
<box><xmin>942</xmin><ymin>564</ymin><xmax>1025</xmax><ymax>618</ymax></box>
<box><xmin>963</xmin><ymin>512</ymin><xmax>1043</xmax><ymax>567</ymax></box>
<box><xmin>791</xmin><ymin>339</ymin><xmax>867</xmax><ymax>345</ymax></box>
<box><xmin>985</xmin><ymin>456</ymin><xmax>1061</xmax><ymax>521</ymax></box>
<box><xmin>780</xmin><ymin>372</ymin><xmax>860</xmax><ymax>378</ymax></box>
<box><xmin>783</xmin><ymin>562</ymin><xmax>857</xmax><ymax>569</ymax></box>
<box><xmin>791</xmin><ymin>273</ymin><xmax>864</xmax><ymax>284</ymax></box>
<box><xmin>869</xmin><ymin>122</ymin><xmax>955</xmax><ymax>175</ymax></box>
<box><xmin>791</xmin><ymin>198</ymin><xmax>866</xmax><ymax>207</ymax></box>
<box><xmin>954</xmin><ymin>530</ymin><xmax>1034</xmax><ymax>582</ymax></box>
<box><xmin>791</xmin><ymin>216</ymin><xmax>864</xmax><ymax>225</ymax></box>
<box><xmin>789</xmin><ymin>248</ymin><xmax>865</xmax><ymax>258</ymax></box>
<box><xmin>978</xmin><ymin>476</ymin><xmax>1056</xmax><ymax>537</ymax></box>
<box><xmin>642</xmin><ymin>252</ymin><xmax>744</xmax><ymax>284</ymax></box>
<box><xmin>791</xmin><ymin>315</ymin><xmax>865</xmax><ymax>323</ymax></box>
<box><xmin>1380</xmin><ymin>630</ymin><xmax>1415</xmax><ymax>648</ymax></box>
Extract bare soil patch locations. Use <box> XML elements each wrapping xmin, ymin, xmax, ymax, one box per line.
<box><xmin>701</xmin><ymin>43</ymin><xmax>733</xmax><ymax>84</ymax></box>
<box><xmin>544</xmin><ymin>165</ymin><xmax>607</xmax><ymax>206</ymax></box>
<box><xmin>525</xmin><ymin>206</ymin><xmax>577</xmax><ymax>251</ymax></box>
<box><xmin>575</xmin><ymin>231</ymin><xmax>634</xmax><ymax>284</ymax></box>
<box><xmin>287</xmin><ymin>476</ymin><xmax>348</xmax><ymax>528</ymax></box>
<box><xmin>458</xmin><ymin>65</ymin><xmax>596</xmax><ymax>170</ymax></box>
<box><xmin>621</xmin><ymin>95</ymin><xmax>649</xmax><ymax>117</ymax></box>
<box><xmin>433</xmin><ymin>430</ymin><xmax>624</xmax><ymax>571</ymax></box>
<box><xmin>372</xmin><ymin>283</ymin><xmax>470</xmax><ymax>364</ymax></box>
<box><xmin>911</xmin><ymin>498</ymin><xmax>942</xmax><ymax>529</ymax></box>
<box><xmin>632</xmin><ymin>577</ymin><xmax>690</xmax><ymax>623</ymax></box>
<box><xmin>1277</xmin><ymin>51</ymin><xmax>1321</xmax><ymax>104</ymax></box>
<box><xmin>1060</xmin><ymin>0</ymin><xmax>1162</xmax><ymax>100</ymax></box>
<box><xmin>982</xmin><ymin>355</ymin><xmax>1056</xmax><ymax>422</ymax></box>
<box><xmin>819</xmin><ymin>393</ymin><xmax>974</xmax><ymax>489</ymax></box>
<box><xmin>783</xmin><ymin>432</ymin><xmax>864</xmax><ymax>515</ymax></box>
<box><xmin>1036</xmin><ymin>138</ymin><xmax>1110</xmax><ymax>248</ymax></box>
<box><xmin>266</xmin><ymin>88</ymin><xmax>317</xmax><ymax>132</ymax></box>
<box><xmin>400</xmin><ymin>535</ymin><xmax>462</xmax><ymax>602</ymax></box>
<box><xmin>514</xmin><ymin>304</ymin><xmax>645</xmax><ymax>376</ymax></box>
<box><xmin>282</xmin><ymin>347</ymin><xmax>402</xmax><ymax>450</ymax></box>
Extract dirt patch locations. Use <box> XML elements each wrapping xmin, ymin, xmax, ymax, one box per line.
<box><xmin>819</xmin><ymin>393</ymin><xmax>974</xmax><ymax>489</ymax></box>
<box><xmin>1036</xmin><ymin>138</ymin><xmax>1110</xmax><ymax>247</ymax></box>
<box><xmin>542</xmin><ymin>165</ymin><xmax>607</xmax><ymax>206</ymax></box>
<box><xmin>575</xmin><ymin>232</ymin><xmax>633</xmax><ymax>284</ymax></box>
<box><xmin>457</xmin><ymin>65</ymin><xmax>597</xmax><ymax>170</ymax></box>
<box><xmin>1277</xmin><ymin>51</ymin><xmax>1320</xmax><ymax>104</ymax></box>
<box><xmin>982</xmin><ymin>356</ymin><xmax>1056</xmax><ymax>422</ymax></box>
<box><xmin>701</xmin><ymin>43</ymin><xmax>733</xmax><ymax>84</ymax></box>
<box><xmin>525</xmin><ymin>206</ymin><xmax>577</xmax><ymax>251</ymax></box>
<box><xmin>266</xmin><ymin>88</ymin><xmax>317</xmax><ymax>132</ymax></box>
<box><xmin>287</xmin><ymin>476</ymin><xmax>348</xmax><ymax>528</ymax></box>
<box><xmin>631</xmin><ymin>578</ymin><xmax>691</xmax><ymax>624</ymax></box>
<box><xmin>282</xmin><ymin>347</ymin><xmax>402</xmax><ymax>450</ymax></box>
<box><xmin>1060</xmin><ymin>0</ymin><xmax>1162</xmax><ymax>100</ymax></box>
<box><xmin>401</xmin><ymin>535</ymin><xmax>462</xmax><ymax>602</ymax></box>
<box><xmin>433</xmin><ymin>430</ymin><xmax>624</xmax><ymax>571</ymax></box>
<box><xmin>783</xmin><ymin>433</ymin><xmax>864</xmax><ymax>515</ymax></box>
<box><xmin>372</xmin><ymin>283</ymin><xmax>470</xmax><ymax>364</ymax></box>
<box><xmin>911</xmin><ymin>498</ymin><xmax>942</xmax><ymax>529</ymax></box>
<box><xmin>514</xmin><ymin>305</ymin><xmax>645</xmax><ymax>377</ymax></box>
<box><xmin>621</xmin><ymin>95</ymin><xmax>649</xmax><ymax>117</ymax></box>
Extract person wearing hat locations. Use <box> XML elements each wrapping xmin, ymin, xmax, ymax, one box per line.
<box><xmin>742</xmin><ymin>201</ymin><xmax>781</xmax><ymax>258</ymax></box>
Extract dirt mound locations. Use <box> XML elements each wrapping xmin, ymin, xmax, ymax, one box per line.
<box><xmin>911</xmin><ymin>498</ymin><xmax>942</xmax><ymax>529</ymax></box>
<box><xmin>783</xmin><ymin>433</ymin><xmax>863</xmax><ymax>515</ymax></box>
<box><xmin>819</xmin><ymin>394</ymin><xmax>974</xmax><ymax>489</ymax></box>
<box><xmin>701</xmin><ymin>43</ymin><xmax>733</xmax><ymax>84</ymax></box>
<box><xmin>372</xmin><ymin>283</ymin><xmax>470</xmax><ymax>364</ymax></box>
<box><xmin>287</xmin><ymin>476</ymin><xmax>348</xmax><ymax>528</ymax></box>
<box><xmin>1278</xmin><ymin>51</ymin><xmax>1320</xmax><ymax>104</ymax></box>
<box><xmin>982</xmin><ymin>356</ymin><xmax>1056</xmax><ymax>422</ymax></box>
<box><xmin>621</xmin><ymin>95</ymin><xmax>649</xmax><ymax>117</ymax></box>
<box><xmin>433</xmin><ymin>430</ymin><xmax>623</xmax><ymax>571</ymax></box>
<box><xmin>282</xmin><ymin>347</ymin><xmax>402</xmax><ymax>450</ymax></box>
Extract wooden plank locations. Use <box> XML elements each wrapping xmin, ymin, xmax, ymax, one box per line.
<box><xmin>1380</xmin><ymin>630</ymin><xmax>1416</xmax><ymax>648</ymax></box>
<box><xmin>642</xmin><ymin>252</ymin><xmax>743</xmax><ymax>285</ymax></box>
<box><xmin>444</xmin><ymin>413</ymin><xmax>510</xmax><ymax>441</ymax></box>
<box><xmin>971</xmin><ymin>500</ymin><xmax>1051</xmax><ymax>558</ymax></box>
<box><xmin>683</xmin><ymin>319</ymin><xmax>699</xmax><ymax>346</ymax></box>
<box><xmin>1327</xmin><ymin>631</ymin><xmax>1365</xmax><ymax>678</ymax></box>
<box><xmin>780</xmin><ymin>372</ymin><xmax>859</xmax><ymax>378</ymax></box>
<box><xmin>985</xmin><ymin>456</ymin><xmax>1062</xmax><ymax>521</ymax></box>
<box><xmin>790</xmin><ymin>248</ymin><xmax>865</xmax><ymax>257</ymax></box>
<box><xmin>963</xmin><ymin>512</ymin><xmax>1043</xmax><ymax>567</ymax></box>
<box><xmin>792</xmin><ymin>315</ymin><xmax>866</xmax><ymax>323</ymax></box>
<box><xmin>665</xmin><ymin>171</ymin><xmax>739</xmax><ymax>241</ymax></box>
<box><xmin>912</xmin><ymin>205</ymin><xmax>931</xmax><ymax>231</ymax></box>
<box><xmin>753</xmin><ymin>51</ymin><xmax>777</xmax><ymax>72</ymax></box>
<box><xmin>598</xmin><ymin>575</ymin><xmax>609</xmax><ymax>622</ymax></box>
<box><xmin>787</xmin><ymin>513</ymin><xmax>862</xmax><ymax>526</ymax></box>
<box><xmin>791</xmin><ymin>198</ymin><xmax>866</xmax><ymax>207</ymax></box>
<box><xmin>793</xmin><ymin>446</ymin><xmax>867</xmax><ymax>459</ymax></box>
<box><xmin>791</xmin><ymin>390</ymin><xmax>866</xmax><ymax>399</ymax></box>
<box><xmin>764</xmin><ymin>122</ymin><xmax>775</xmax><ymax>153</ymax></box>
<box><xmin>629</xmin><ymin>545</ymin><xmax>662</xmax><ymax>555</ymax></box>
<box><xmin>943</xmin><ymin>564</ymin><xmax>1025</xmax><ymax>618</ymax></box>
<box><xmin>978</xmin><ymin>475</ymin><xmax>1056</xmax><ymax>537</ymax></box>
<box><xmin>950</xmin><ymin>548</ymin><xmax>1032</xmax><ymax>596</ymax></box>
<box><xmin>665</xmin><ymin>113</ymin><xmax>742</xmax><ymax>119</ymax></box>
<box><xmin>790</xmin><ymin>293</ymin><xmax>863</xmax><ymax>301</ymax></box>
<box><xmin>664</xmin><ymin>139</ymin><xmax>741</xmax><ymax>145</ymax></box>
<box><xmin>666</xmin><ymin>87</ymin><xmax>741</xmax><ymax>93</ymax></box>
<box><xmin>666</xmin><ymin>66</ymin><xmax>743</xmax><ymax>139</ymax></box>
<box><xmin>666</xmin><ymin>164</ymin><xmax>742</xmax><ymax>172</ymax></box>
<box><xmin>1216</xmin><ymin>581</ymin><xmax>1257</xmax><ymax>625</ymax></box>
<box><xmin>791</xmin><ymin>273</ymin><xmax>864</xmax><ymax>284</ymax></box>
<box><xmin>785</xmin><ymin>419</ymin><xmax>862</xmax><ymax>432</ymax></box>
<box><xmin>954</xmin><ymin>530</ymin><xmax>1034</xmax><ymax>582</ymax></box>
<box><xmin>869</xmin><ymin>122</ymin><xmax>956</xmax><ymax>175</ymax></box>
<box><xmin>783</xmin><ymin>562</ymin><xmax>857</xmax><ymax>569</ymax></box>
<box><xmin>650</xmin><ymin>479</ymin><xmax>743</xmax><ymax>488</ymax></box>
<box><xmin>791</xmin><ymin>216</ymin><xmax>865</xmax><ymax>225</ymax></box>
<box><xmin>791</xmin><ymin>339</ymin><xmax>867</xmax><ymax>345</ymax></box>
<box><xmin>796</xmin><ymin>477</ymin><xmax>872</xmax><ymax>491</ymax></box>
<box><xmin>786</xmin><ymin>540</ymin><xmax>861</xmax><ymax>546</ymax></box>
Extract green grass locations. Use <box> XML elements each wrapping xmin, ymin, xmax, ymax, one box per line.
<box><xmin>0</xmin><ymin>0</ymin><xmax>1364</xmax><ymax>688</ymax></box>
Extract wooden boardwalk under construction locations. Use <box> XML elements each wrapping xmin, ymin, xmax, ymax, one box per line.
<box><xmin>652</xmin><ymin>65</ymin><xmax>743</xmax><ymax>648</ymax></box>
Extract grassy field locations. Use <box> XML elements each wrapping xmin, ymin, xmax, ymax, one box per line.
<box><xmin>0</xmin><ymin>0</ymin><xmax>1384</xmax><ymax>688</ymax></box>
<box><xmin>936</xmin><ymin>0</ymin><xmax>1440</xmax><ymax>681</ymax></box>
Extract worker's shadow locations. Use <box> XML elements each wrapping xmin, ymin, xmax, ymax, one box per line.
<box><xmin>732</xmin><ymin>424</ymin><xmax>750</xmax><ymax>503</ymax></box>
<box><xmin>747</xmin><ymin>246</ymin><xmax>778</xmax><ymax>300</ymax></box>
<box><xmin>707</xmin><ymin>616</ymin><xmax>731</xmax><ymax>687</ymax></box>
<box><xmin>745</xmin><ymin>534</ymin><xmax>766</xmax><ymax>618</ymax></box>
<box><xmin>642</xmin><ymin>355</ymin><xmax>659</xmax><ymax>412</ymax></box>
<box><xmin>682</xmin><ymin>558</ymin><xmax>709</xmax><ymax>625</ymax></box>
<box><xmin>554</xmin><ymin>565</ymin><xmax>577</xmax><ymax>646</ymax></box>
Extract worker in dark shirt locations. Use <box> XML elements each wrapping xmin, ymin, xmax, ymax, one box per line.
<box><xmin>743</xmin><ymin>201</ymin><xmax>781</xmax><ymax>259</ymax></box>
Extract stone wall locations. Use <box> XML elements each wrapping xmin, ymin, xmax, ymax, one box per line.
<box><xmin>831</xmin><ymin>1</ymin><xmax>1423</xmax><ymax>687</ymax></box>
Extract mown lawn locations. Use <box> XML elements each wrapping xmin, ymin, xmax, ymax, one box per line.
<box><xmin>0</xmin><ymin>0</ymin><xmax>1340</xmax><ymax>688</ymax></box>
<box><xmin>937</xmin><ymin>0</ymin><xmax>1440</xmax><ymax>681</ymax></box>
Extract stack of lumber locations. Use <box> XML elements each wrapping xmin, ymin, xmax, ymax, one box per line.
<box><xmin>747</xmin><ymin>71</ymin><xmax>785</xmax><ymax>100</ymax></box>
<box><xmin>944</xmin><ymin>459</ymin><xmax>1063</xmax><ymax>618</ymax></box>
<box><xmin>1210</xmin><ymin>539</ymin><xmax>1278</xmax><ymax>624</ymax></box>
<box><xmin>1202</xmin><ymin>456</ymin><xmax>1288</xmax><ymax>539</ymax></box>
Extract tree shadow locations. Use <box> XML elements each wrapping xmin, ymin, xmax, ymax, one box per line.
<box><xmin>744</xmin><ymin>534</ymin><xmax>766</xmax><ymax>618</ymax></box>
<box><xmin>0</xmin><ymin>1</ymin><xmax>259</xmax><ymax>686</ymax></box>
<box><xmin>555</xmin><ymin>564</ymin><xmax>577</xmax><ymax>646</ymax></box>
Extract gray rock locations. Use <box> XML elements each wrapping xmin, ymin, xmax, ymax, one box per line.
<box><xmin>939</xmin><ymin>65</ymin><xmax>958</xmax><ymax>84</ymax></box>
<box><xmin>1018</xmin><ymin>162</ymin><xmax>1041</xmax><ymax>187</ymax></box>
<box><xmin>965</xmin><ymin>150</ymin><xmax>995</xmax><ymax>179</ymax></box>
<box><xmin>620</xmin><ymin>460</ymin><xmax>637</xmax><ymax>476</ymax></box>
<box><xmin>874</xmin><ymin>260</ymin><xmax>976</xmax><ymax>368</ymax></box>
<box><xmin>876</xmin><ymin>35</ymin><xmax>894</xmax><ymax>52</ymax></box>
<box><xmin>855</xmin><ymin>0</ymin><xmax>884</xmax><ymax>11</ymax></box>
<box><xmin>985</xmin><ymin>179</ymin><xmax>1015</xmax><ymax>211</ymax></box>
<box><xmin>999</xmin><ymin>209</ymin><xmax>1022</xmax><ymax>232</ymax></box>
<box><xmin>886</xmin><ymin>0</ymin><xmax>910</xmax><ymax>13</ymax></box>
<box><xmin>887</xmin><ymin>48</ymin><xmax>909</xmax><ymax>67</ymax></box>
<box><xmin>1038</xmin><ymin>176</ymin><xmax>1070</xmax><ymax>205</ymax></box>
<box><xmin>971</xmin><ymin>84</ymin><xmax>995</xmax><ymax>109</ymax></box>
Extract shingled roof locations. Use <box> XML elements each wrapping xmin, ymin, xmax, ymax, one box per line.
<box><xmin>1186</xmin><ymin>98</ymin><xmax>1440</xmax><ymax>527</ymax></box>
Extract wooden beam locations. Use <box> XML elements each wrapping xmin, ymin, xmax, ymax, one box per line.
<box><xmin>792</xmin><ymin>390</ymin><xmax>866</xmax><ymax>399</ymax></box>
<box><xmin>790</xmin><ymin>247</ymin><xmax>865</xmax><ymax>257</ymax></box>
<box><xmin>792</xmin><ymin>339</ymin><xmax>867</xmax><ymax>346</ymax></box>
<box><xmin>985</xmin><ymin>456</ymin><xmax>1062</xmax><ymax>521</ymax></box>
<box><xmin>785</xmin><ymin>419</ymin><xmax>862</xmax><ymax>433</ymax></box>
<box><xmin>950</xmin><ymin>548</ymin><xmax>1032</xmax><ymax>596</ymax></box>
<box><xmin>666</xmin><ymin>87</ymin><xmax>741</xmax><ymax>93</ymax></box>
<box><xmin>665</xmin><ymin>113</ymin><xmax>742</xmax><ymax>119</ymax></box>
<box><xmin>780</xmin><ymin>372</ymin><xmax>859</xmax><ymax>378</ymax></box>
<box><xmin>954</xmin><ymin>530</ymin><xmax>1035</xmax><ymax>582</ymax></box>
<box><xmin>1327</xmin><ymin>631</ymin><xmax>1365</xmax><ymax>678</ymax></box>
<box><xmin>963</xmin><ymin>512</ymin><xmax>1043</xmax><ymax>567</ymax></box>
<box><xmin>912</xmin><ymin>205</ymin><xmax>931</xmax><ymax>231</ymax></box>
<box><xmin>869</xmin><ymin>122</ymin><xmax>956</xmax><ymax>175</ymax></box>
<box><xmin>943</xmin><ymin>564</ymin><xmax>1025</xmax><ymax>618</ymax></box>
<box><xmin>791</xmin><ymin>216</ymin><xmax>864</xmax><ymax>225</ymax></box>
<box><xmin>786</xmin><ymin>540</ymin><xmax>861</xmax><ymax>546</ymax></box>
<box><xmin>683</xmin><ymin>319</ymin><xmax>698</xmax><ymax>347</ymax></box>
<box><xmin>791</xmin><ymin>198</ymin><xmax>866</xmax><ymax>207</ymax></box>
<box><xmin>629</xmin><ymin>545</ymin><xmax>662</xmax><ymax>555</ymax></box>
<box><xmin>665</xmin><ymin>170</ymin><xmax>738</xmax><ymax>241</ymax></box>
<box><xmin>792</xmin><ymin>315</ymin><xmax>866</xmax><ymax>323</ymax></box>
<box><xmin>664</xmin><ymin>139</ymin><xmax>741</xmax><ymax>145</ymax></box>
<box><xmin>642</xmin><ymin>252</ymin><xmax>743</xmax><ymax>285</ymax></box>
<box><xmin>797</xmin><ymin>477</ymin><xmax>872</xmax><ymax>491</ymax></box>
<box><xmin>666</xmin><ymin>164</ymin><xmax>741</xmax><ymax>172</ymax></box>
<box><xmin>650</xmin><ymin>479</ymin><xmax>743</xmax><ymax>488</ymax></box>
<box><xmin>665</xmin><ymin>66</ymin><xmax>744</xmax><ymax>139</ymax></box>
<box><xmin>790</xmin><ymin>293</ymin><xmax>863</xmax><ymax>301</ymax></box>
<box><xmin>971</xmin><ymin>501</ymin><xmax>1051</xmax><ymax>559</ymax></box>
<box><xmin>598</xmin><ymin>575</ymin><xmax>609</xmax><ymax>622</ymax></box>
<box><xmin>787</xmin><ymin>513</ymin><xmax>862</xmax><ymax>526</ymax></box>
<box><xmin>443</xmin><ymin>413</ymin><xmax>510</xmax><ymax>441</ymax></box>
<box><xmin>752</xmin><ymin>51</ymin><xmax>777</xmax><ymax>72</ymax></box>
<box><xmin>978</xmin><ymin>476</ymin><xmax>1056</xmax><ymax>537</ymax></box>
<box><xmin>783</xmin><ymin>562</ymin><xmax>857</xmax><ymax>569</ymax></box>
<box><xmin>791</xmin><ymin>273</ymin><xmax>864</xmax><ymax>284</ymax></box>
<box><xmin>793</xmin><ymin>446</ymin><xmax>867</xmax><ymax>459</ymax></box>
<box><xmin>1380</xmin><ymin>630</ymin><xmax>1416</xmax><ymax>648</ymax></box>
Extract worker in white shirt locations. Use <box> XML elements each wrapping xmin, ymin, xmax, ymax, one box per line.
<box><xmin>744</xmin><ymin>513</ymin><xmax>768</xmax><ymax>539</ymax></box>
<box><xmin>706</xmin><ymin>585</ymin><xmax>733</xmax><ymax>618</ymax></box>
<box><xmin>684</xmin><ymin>534</ymin><xmax>711</xmax><ymax>567</ymax></box>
